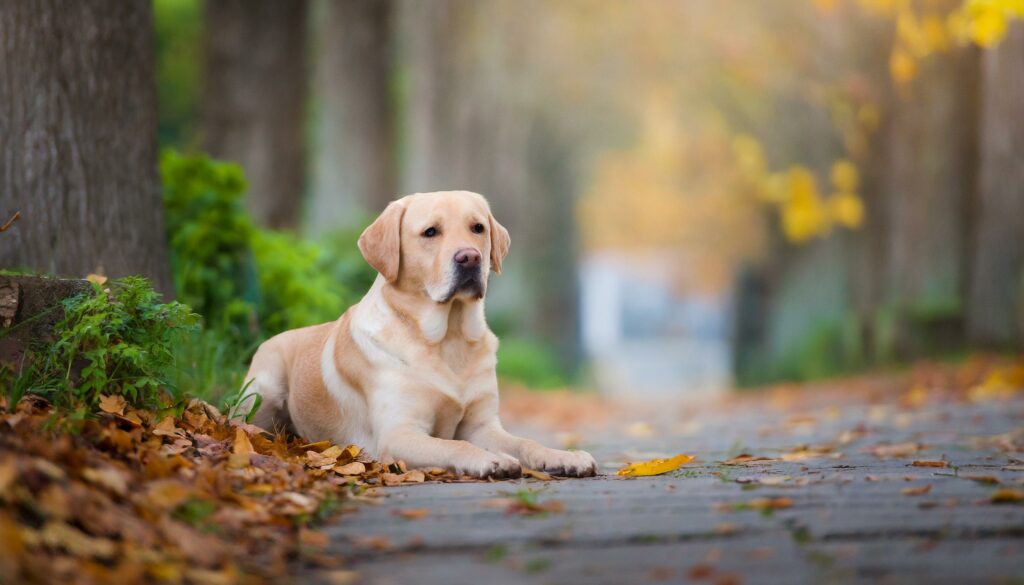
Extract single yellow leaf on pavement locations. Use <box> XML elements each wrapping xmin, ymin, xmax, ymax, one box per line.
<box><xmin>617</xmin><ymin>454</ymin><xmax>695</xmax><ymax>477</ymax></box>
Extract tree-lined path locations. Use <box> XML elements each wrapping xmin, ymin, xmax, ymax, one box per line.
<box><xmin>322</xmin><ymin>368</ymin><xmax>1024</xmax><ymax>584</ymax></box>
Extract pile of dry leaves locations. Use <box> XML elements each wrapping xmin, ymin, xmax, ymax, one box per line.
<box><xmin>0</xmin><ymin>394</ymin><xmax>467</xmax><ymax>584</ymax></box>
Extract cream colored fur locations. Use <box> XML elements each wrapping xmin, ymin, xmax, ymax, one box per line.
<box><xmin>243</xmin><ymin>191</ymin><xmax>596</xmax><ymax>478</ymax></box>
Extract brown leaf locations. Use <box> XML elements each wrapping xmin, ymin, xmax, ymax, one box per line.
<box><xmin>911</xmin><ymin>460</ymin><xmax>948</xmax><ymax>468</ymax></box>
<box><xmin>522</xmin><ymin>468</ymin><xmax>554</xmax><ymax>481</ymax></box>
<box><xmin>901</xmin><ymin>484</ymin><xmax>932</xmax><ymax>496</ymax></box>
<box><xmin>152</xmin><ymin>417</ymin><xmax>186</xmax><ymax>439</ymax></box>
<box><xmin>964</xmin><ymin>475</ymin><xmax>999</xmax><ymax>485</ymax></box>
<box><xmin>393</xmin><ymin>508</ymin><xmax>430</xmax><ymax>520</ymax></box>
<box><xmin>299</xmin><ymin>528</ymin><xmax>330</xmax><ymax>548</ymax></box>
<box><xmin>869</xmin><ymin>442</ymin><xmax>921</xmax><ymax>459</ymax></box>
<box><xmin>98</xmin><ymin>394</ymin><xmax>127</xmax><ymax>416</ymax></box>
<box><xmin>333</xmin><ymin>462</ymin><xmax>366</xmax><ymax>476</ymax></box>
<box><xmin>81</xmin><ymin>467</ymin><xmax>129</xmax><ymax>497</ymax></box>
<box><xmin>721</xmin><ymin>454</ymin><xmax>777</xmax><ymax>465</ymax></box>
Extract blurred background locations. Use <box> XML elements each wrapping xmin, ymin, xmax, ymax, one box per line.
<box><xmin>156</xmin><ymin>0</ymin><xmax>1024</xmax><ymax>398</ymax></box>
<box><xmin>5</xmin><ymin>0</ymin><xmax>1023</xmax><ymax>402</ymax></box>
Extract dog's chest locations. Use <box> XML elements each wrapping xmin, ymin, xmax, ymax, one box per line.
<box><xmin>428</xmin><ymin>390</ymin><xmax>465</xmax><ymax>440</ymax></box>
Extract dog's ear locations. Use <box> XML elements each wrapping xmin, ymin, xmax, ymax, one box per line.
<box><xmin>488</xmin><ymin>213</ymin><xmax>511</xmax><ymax>274</ymax></box>
<box><xmin>359</xmin><ymin>200</ymin><xmax>406</xmax><ymax>283</ymax></box>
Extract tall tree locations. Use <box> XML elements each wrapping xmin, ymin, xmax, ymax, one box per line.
<box><xmin>967</xmin><ymin>25</ymin><xmax>1024</xmax><ymax>348</ymax></box>
<box><xmin>0</xmin><ymin>0</ymin><xmax>172</xmax><ymax>295</ymax></box>
<box><xmin>202</xmin><ymin>0</ymin><xmax>308</xmax><ymax>230</ymax></box>
<box><xmin>309</xmin><ymin>0</ymin><xmax>396</xmax><ymax>232</ymax></box>
<box><xmin>878</xmin><ymin>47</ymin><xmax>979</xmax><ymax>357</ymax></box>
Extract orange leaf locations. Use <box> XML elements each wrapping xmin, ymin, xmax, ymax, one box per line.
<box><xmin>228</xmin><ymin>427</ymin><xmax>254</xmax><ymax>468</ymax></box>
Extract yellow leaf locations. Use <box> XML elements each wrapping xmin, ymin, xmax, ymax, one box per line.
<box><xmin>830</xmin><ymin>160</ymin><xmax>860</xmax><ymax>192</ymax></box>
<box><xmin>968</xmin><ymin>3</ymin><xmax>1009</xmax><ymax>47</ymax></box>
<box><xmin>616</xmin><ymin>454</ymin><xmax>695</xmax><ymax>477</ymax></box>
<box><xmin>890</xmin><ymin>46</ymin><xmax>917</xmax><ymax>84</ymax></box>
<box><xmin>829</xmin><ymin>192</ymin><xmax>865</xmax><ymax>229</ymax></box>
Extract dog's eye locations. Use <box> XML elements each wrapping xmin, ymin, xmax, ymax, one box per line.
<box><xmin>422</xmin><ymin>227</ymin><xmax>438</xmax><ymax>238</ymax></box>
<box><xmin>472</xmin><ymin>223</ymin><xmax>485</xmax><ymax>234</ymax></box>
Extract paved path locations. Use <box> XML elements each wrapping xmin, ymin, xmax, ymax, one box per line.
<box><xmin>322</xmin><ymin>383</ymin><xmax>1024</xmax><ymax>585</ymax></box>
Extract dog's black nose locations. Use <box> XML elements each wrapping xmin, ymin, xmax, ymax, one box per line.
<box><xmin>454</xmin><ymin>248</ymin><xmax>481</xmax><ymax>268</ymax></box>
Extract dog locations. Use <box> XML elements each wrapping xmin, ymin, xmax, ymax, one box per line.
<box><xmin>243</xmin><ymin>190</ymin><xmax>597</xmax><ymax>478</ymax></box>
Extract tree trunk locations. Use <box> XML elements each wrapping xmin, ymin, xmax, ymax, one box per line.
<box><xmin>201</xmin><ymin>0</ymin><xmax>308</xmax><ymax>230</ymax></box>
<box><xmin>309</xmin><ymin>0</ymin><xmax>396</xmax><ymax>232</ymax></box>
<box><xmin>0</xmin><ymin>0</ymin><xmax>172</xmax><ymax>295</ymax></box>
<box><xmin>879</xmin><ymin>47</ymin><xmax>979</xmax><ymax>357</ymax></box>
<box><xmin>967</xmin><ymin>25</ymin><xmax>1024</xmax><ymax>348</ymax></box>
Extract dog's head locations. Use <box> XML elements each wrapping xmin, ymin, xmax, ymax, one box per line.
<box><xmin>358</xmin><ymin>191</ymin><xmax>510</xmax><ymax>303</ymax></box>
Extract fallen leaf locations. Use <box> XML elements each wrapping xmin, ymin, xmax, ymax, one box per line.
<box><xmin>688</xmin><ymin>564</ymin><xmax>714</xmax><ymax>579</ymax></box>
<box><xmin>617</xmin><ymin>454</ymin><xmax>695</xmax><ymax>477</ymax></box>
<box><xmin>334</xmin><ymin>462</ymin><xmax>366</xmax><ymax>476</ymax></box>
<box><xmin>152</xmin><ymin>417</ymin><xmax>186</xmax><ymax>439</ymax></box>
<box><xmin>990</xmin><ymin>488</ymin><xmax>1024</xmax><ymax>504</ymax></box>
<box><xmin>97</xmin><ymin>394</ymin><xmax>127</xmax><ymax>416</ymax></box>
<box><xmin>911</xmin><ymin>460</ymin><xmax>948</xmax><ymax>468</ymax></box>
<box><xmin>393</xmin><ymin>508</ymin><xmax>430</xmax><ymax>520</ymax></box>
<box><xmin>522</xmin><ymin>468</ymin><xmax>554</xmax><ymax>481</ymax></box>
<box><xmin>963</xmin><ymin>475</ymin><xmax>999</xmax><ymax>485</ymax></box>
<box><xmin>81</xmin><ymin>467</ymin><xmax>129</xmax><ymax>497</ymax></box>
<box><xmin>403</xmin><ymin>470</ymin><xmax>426</xmax><ymax>483</ymax></box>
<box><xmin>716</xmin><ymin>497</ymin><xmax>793</xmax><ymax>512</ymax></box>
<box><xmin>228</xmin><ymin>427</ymin><xmax>254</xmax><ymax>469</ymax></box>
<box><xmin>721</xmin><ymin>454</ymin><xmax>777</xmax><ymax>466</ymax></box>
<box><xmin>624</xmin><ymin>421</ymin><xmax>655</xmax><ymax>438</ymax></box>
<box><xmin>299</xmin><ymin>528</ymin><xmax>330</xmax><ymax>548</ymax></box>
<box><xmin>319</xmin><ymin>570</ymin><xmax>360</xmax><ymax>585</ymax></box>
<box><xmin>901</xmin><ymin>484</ymin><xmax>932</xmax><ymax>496</ymax></box>
<box><xmin>352</xmin><ymin>536</ymin><xmax>392</xmax><ymax>551</ymax></box>
<box><xmin>869</xmin><ymin>442</ymin><xmax>921</xmax><ymax>459</ymax></box>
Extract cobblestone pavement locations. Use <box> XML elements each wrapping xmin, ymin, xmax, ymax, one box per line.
<box><xmin>322</xmin><ymin>380</ymin><xmax>1024</xmax><ymax>585</ymax></box>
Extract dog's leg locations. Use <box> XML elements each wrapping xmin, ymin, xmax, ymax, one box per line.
<box><xmin>243</xmin><ymin>345</ymin><xmax>289</xmax><ymax>432</ymax></box>
<box><xmin>376</xmin><ymin>423</ymin><xmax>522</xmax><ymax>479</ymax></box>
<box><xmin>459</xmin><ymin>398</ymin><xmax>597</xmax><ymax>477</ymax></box>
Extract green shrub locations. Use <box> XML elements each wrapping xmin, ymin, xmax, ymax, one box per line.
<box><xmin>251</xmin><ymin>230</ymin><xmax>347</xmax><ymax>334</ymax></box>
<box><xmin>10</xmin><ymin>277</ymin><xmax>199</xmax><ymax>412</ymax></box>
<box><xmin>161</xmin><ymin>150</ymin><xmax>370</xmax><ymax>341</ymax></box>
<box><xmin>496</xmin><ymin>338</ymin><xmax>567</xmax><ymax>390</ymax></box>
<box><xmin>162</xmin><ymin>150</ymin><xmax>259</xmax><ymax>337</ymax></box>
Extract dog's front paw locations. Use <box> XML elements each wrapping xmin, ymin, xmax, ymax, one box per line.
<box><xmin>458</xmin><ymin>452</ymin><xmax>522</xmax><ymax>480</ymax></box>
<box><xmin>526</xmin><ymin>448</ymin><xmax>597</xmax><ymax>478</ymax></box>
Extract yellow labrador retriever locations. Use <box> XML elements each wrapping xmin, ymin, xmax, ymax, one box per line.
<box><xmin>244</xmin><ymin>190</ymin><xmax>597</xmax><ymax>478</ymax></box>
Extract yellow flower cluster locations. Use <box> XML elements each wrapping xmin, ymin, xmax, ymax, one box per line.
<box><xmin>734</xmin><ymin>135</ymin><xmax>865</xmax><ymax>244</ymax></box>
<box><xmin>828</xmin><ymin>0</ymin><xmax>1024</xmax><ymax>85</ymax></box>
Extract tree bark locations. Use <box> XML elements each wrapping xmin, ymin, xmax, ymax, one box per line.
<box><xmin>967</xmin><ymin>25</ymin><xmax>1024</xmax><ymax>348</ymax></box>
<box><xmin>879</xmin><ymin>47</ymin><xmax>979</xmax><ymax>357</ymax></box>
<box><xmin>201</xmin><ymin>0</ymin><xmax>308</xmax><ymax>230</ymax></box>
<box><xmin>0</xmin><ymin>0</ymin><xmax>173</xmax><ymax>295</ymax></box>
<box><xmin>309</xmin><ymin>0</ymin><xmax>396</xmax><ymax>232</ymax></box>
